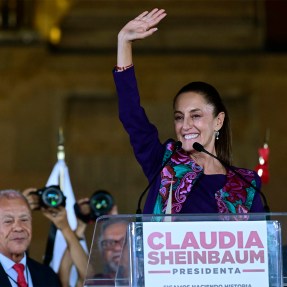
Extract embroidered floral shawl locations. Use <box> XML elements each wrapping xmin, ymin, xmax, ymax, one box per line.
<box><xmin>154</xmin><ymin>141</ymin><xmax>257</xmax><ymax>214</ymax></box>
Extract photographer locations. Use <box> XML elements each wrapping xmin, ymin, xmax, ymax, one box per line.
<box><xmin>22</xmin><ymin>187</ymin><xmax>88</xmax><ymax>287</ymax></box>
<box><xmin>22</xmin><ymin>187</ymin><xmax>118</xmax><ymax>287</ymax></box>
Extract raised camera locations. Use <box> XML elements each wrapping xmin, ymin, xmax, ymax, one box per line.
<box><xmin>74</xmin><ymin>190</ymin><xmax>114</xmax><ymax>223</ymax></box>
<box><xmin>32</xmin><ymin>185</ymin><xmax>66</xmax><ymax>208</ymax></box>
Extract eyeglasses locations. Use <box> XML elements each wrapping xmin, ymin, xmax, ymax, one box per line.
<box><xmin>100</xmin><ymin>237</ymin><xmax>125</xmax><ymax>250</ymax></box>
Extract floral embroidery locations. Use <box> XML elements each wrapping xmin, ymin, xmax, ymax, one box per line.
<box><xmin>157</xmin><ymin>141</ymin><xmax>257</xmax><ymax>214</ymax></box>
<box><xmin>216</xmin><ymin>169</ymin><xmax>256</xmax><ymax>214</ymax></box>
<box><xmin>159</xmin><ymin>165</ymin><xmax>176</xmax><ymax>201</ymax></box>
<box><xmin>159</xmin><ymin>141</ymin><xmax>203</xmax><ymax>213</ymax></box>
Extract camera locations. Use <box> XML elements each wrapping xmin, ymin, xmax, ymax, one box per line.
<box><xmin>32</xmin><ymin>185</ymin><xmax>66</xmax><ymax>208</ymax></box>
<box><xmin>74</xmin><ymin>190</ymin><xmax>114</xmax><ymax>223</ymax></box>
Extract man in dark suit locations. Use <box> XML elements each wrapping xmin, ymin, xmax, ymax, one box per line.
<box><xmin>0</xmin><ymin>189</ymin><xmax>61</xmax><ymax>287</ymax></box>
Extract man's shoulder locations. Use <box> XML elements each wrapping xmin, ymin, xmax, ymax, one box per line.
<box><xmin>27</xmin><ymin>257</ymin><xmax>61</xmax><ymax>286</ymax></box>
<box><xmin>27</xmin><ymin>257</ymin><xmax>51</xmax><ymax>269</ymax></box>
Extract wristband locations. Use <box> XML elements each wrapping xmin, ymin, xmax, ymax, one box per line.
<box><xmin>115</xmin><ymin>63</ymin><xmax>133</xmax><ymax>72</ymax></box>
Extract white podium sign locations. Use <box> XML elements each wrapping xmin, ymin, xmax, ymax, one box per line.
<box><xmin>142</xmin><ymin>221</ymin><xmax>269</xmax><ymax>287</ymax></box>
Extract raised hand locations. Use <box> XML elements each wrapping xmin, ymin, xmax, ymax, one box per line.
<box><xmin>118</xmin><ymin>8</ymin><xmax>167</xmax><ymax>42</ymax></box>
<box><xmin>117</xmin><ymin>8</ymin><xmax>167</xmax><ymax>68</ymax></box>
<box><xmin>42</xmin><ymin>206</ymin><xmax>69</xmax><ymax>231</ymax></box>
<box><xmin>22</xmin><ymin>188</ymin><xmax>41</xmax><ymax>210</ymax></box>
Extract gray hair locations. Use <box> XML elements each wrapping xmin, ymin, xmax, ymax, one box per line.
<box><xmin>0</xmin><ymin>189</ymin><xmax>30</xmax><ymax>209</ymax></box>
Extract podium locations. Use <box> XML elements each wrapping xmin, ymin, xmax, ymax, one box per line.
<box><xmin>84</xmin><ymin>213</ymin><xmax>287</xmax><ymax>287</ymax></box>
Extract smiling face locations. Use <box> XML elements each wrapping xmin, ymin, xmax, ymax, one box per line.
<box><xmin>174</xmin><ymin>92</ymin><xmax>225</xmax><ymax>154</ymax></box>
<box><xmin>0</xmin><ymin>197</ymin><xmax>32</xmax><ymax>262</ymax></box>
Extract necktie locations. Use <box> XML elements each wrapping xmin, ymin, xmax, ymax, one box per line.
<box><xmin>13</xmin><ymin>263</ymin><xmax>28</xmax><ymax>287</ymax></box>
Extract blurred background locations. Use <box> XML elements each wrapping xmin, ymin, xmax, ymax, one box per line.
<box><xmin>1</xmin><ymin>0</ymin><xmax>287</xmax><ymax>261</ymax></box>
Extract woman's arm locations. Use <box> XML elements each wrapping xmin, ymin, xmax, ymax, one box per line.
<box><xmin>42</xmin><ymin>207</ymin><xmax>88</xmax><ymax>286</ymax></box>
<box><xmin>114</xmin><ymin>9</ymin><xmax>168</xmax><ymax>180</ymax></box>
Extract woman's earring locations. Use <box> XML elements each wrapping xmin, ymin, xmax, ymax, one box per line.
<box><xmin>215</xmin><ymin>130</ymin><xmax>219</xmax><ymax>140</ymax></box>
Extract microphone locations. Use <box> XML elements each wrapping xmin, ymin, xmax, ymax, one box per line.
<box><xmin>136</xmin><ymin>141</ymin><xmax>182</xmax><ymax>214</ymax></box>
<box><xmin>193</xmin><ymin>142</ymin><xmax>270</xmax><ymax>213</ymax></box>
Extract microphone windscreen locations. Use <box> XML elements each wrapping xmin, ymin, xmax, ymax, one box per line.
<box><xmin>193</xmin><ymin>142</ymin><xmax>204</xmax><ymax>152</ymax></box>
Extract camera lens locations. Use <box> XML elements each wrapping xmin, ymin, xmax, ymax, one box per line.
<box><xmin>90</xmin><ymin>190</ymin><xmax>114</xmax><ymax>218</ymax></box>
<box><xmin>41</xmin><ymin>186</ymin><xmax>65</xmax><ymax>208</ymax></box>
<box><xmin>74</xmin><ymin>190</ymin><xmax>114</xmax><ymax>223</ymax></box>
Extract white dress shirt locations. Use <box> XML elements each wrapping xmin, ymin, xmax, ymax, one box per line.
<box><xmin>0</xmin><ymin>253</ymin><xmax>33</xmax><ymax>287</ymax></box>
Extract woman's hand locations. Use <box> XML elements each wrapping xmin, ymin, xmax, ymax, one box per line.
<box><xmin>22</xmin><ymin>188</ymin><xmax>40</xmax><ymax>210</ymax></box>
<box><xmin>118</xmin><ymin>8</ymin><xmax>167</xmax><ymax>43</ymax></box>
<box><xmin>42</xmin><ymin>206</ymin><xmax>69</xmax><ymax>231</ymax></box>
<box><xmin>117</xmin><ymin>8</ymin><xmax>167</xmax><ymax>67</ymax></box>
